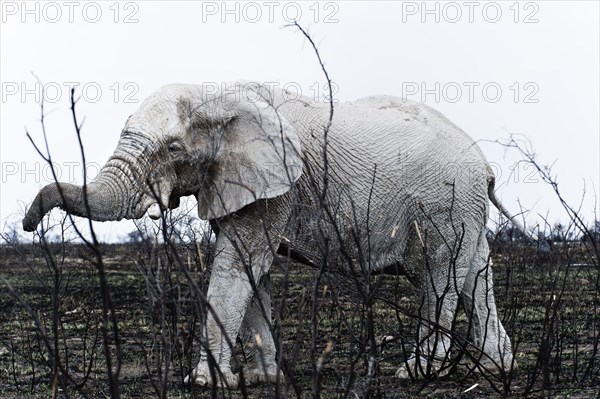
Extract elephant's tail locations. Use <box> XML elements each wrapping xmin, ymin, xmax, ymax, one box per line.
<box><xmin>487</xmin><ymin>179</ymin><xmax>528</xmax><ymax>234</ymax></box>
<box><xmin>487</xmin><ymin>173</ymin><xmax>550</xmax><ymax>251</ymax></box>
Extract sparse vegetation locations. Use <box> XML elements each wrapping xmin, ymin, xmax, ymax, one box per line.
<box><xmin>1</xmin><ymin>227</ymin><xmax>599</xmax><ymax>398</ymax></box>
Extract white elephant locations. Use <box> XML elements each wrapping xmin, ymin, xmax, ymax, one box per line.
<box><xmin>23</xmin><ymin>81</ymin><xmax>517</xmax><ymax>386</ymax></box>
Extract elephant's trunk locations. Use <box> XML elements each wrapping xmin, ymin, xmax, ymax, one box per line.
<box><xmin>23</xmin><ymin>178</ymin><xmax>129</xmax><ymax>232</ymax></box>
<box><xmin>22</xmin><ymin>144</ymin><xmax>152</xmax><ymax>232</ymax></box>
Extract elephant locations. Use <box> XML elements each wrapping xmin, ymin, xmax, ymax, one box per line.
<box><xmin>23</xmin><ymin>81</ymin><xmax>518</xmax><ymax>386</ymax></box>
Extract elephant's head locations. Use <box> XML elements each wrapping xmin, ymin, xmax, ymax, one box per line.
<box><xmin>22</xmin><ymin>82</ymin><xmax>303</xmax><ymax>232</ymax></box>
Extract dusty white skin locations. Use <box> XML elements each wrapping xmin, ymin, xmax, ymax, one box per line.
<box><xmin>23</xmin><ymin>82</ymin><xmax>516</xmax><ymax>386</ymax></box>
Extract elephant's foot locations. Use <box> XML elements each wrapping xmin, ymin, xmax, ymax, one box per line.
<box><xmin>184</xmin><ymin>363</ymin><xmax>239</xmax><ymax>387</ymax></box>
<box><xmin>242</xmin><ymin>365</ymin><xmax>285</xmax><ymax>386</ymax></box>
<box><xmin>395</xmin><ymin>354</ymin><xmax>451</xmax><ymax>379</ymax></box>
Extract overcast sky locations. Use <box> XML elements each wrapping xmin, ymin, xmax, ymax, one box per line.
<box><xmin>1</xmin><ymin>1</ymin><xmax>598</xmax><ymax>242</ymax></box>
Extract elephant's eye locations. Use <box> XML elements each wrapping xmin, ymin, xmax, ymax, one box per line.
<box><xmin>168</xmin><ymin>141</ymin><xmax>184</xmax><ymax>154</ymax></box>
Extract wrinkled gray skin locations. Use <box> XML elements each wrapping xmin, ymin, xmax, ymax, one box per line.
<box><xmin>23</xmin><ymin>82</ymin><xmax>516</xmax><ymax>386</ymax></box>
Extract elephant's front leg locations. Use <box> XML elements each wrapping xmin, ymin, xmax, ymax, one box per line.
<box><xmin>186</xmin><ymin>198</ymin><xmax>291</xmax><ymax>387</ymax></box>
<box><xmin>239</xmin><ymin>275</ymin><xmax>284</xmax><ymax>385</ymax></box>
<box><xmin>186</xmin><ymin>247</ymin><xmax>257</xmax><ymax>387</ymax></box>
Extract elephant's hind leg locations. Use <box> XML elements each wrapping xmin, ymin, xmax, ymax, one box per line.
<box><xmin>396</xmin><ymin>222</ymin><xmax>476</xmax><ymax>379</ymax></box>
<box><xmin>461</xmin><ymin>230</ymin><xmax>514</xmax><ymax>375</ymax></box>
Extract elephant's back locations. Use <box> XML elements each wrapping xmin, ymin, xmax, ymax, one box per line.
<box><xmin>343</xmin><ymin>95</ymin><xmax>479</xmax><ymax>154</ymax></box>
<box><xmin>284</xmin><ymin>93</ymin><xmax>492</xmax><ymax>201</ymax></box>
<box><xmin>326</xmin><ymin>96</ymin><xmax>489</xmax><ymax>180</ymax></box>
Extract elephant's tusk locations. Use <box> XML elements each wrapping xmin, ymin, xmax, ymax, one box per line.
<box><xmin>414</xmin><ymin>220</ymin><xmax>425</xmax><ymax>248</ymax></box>
<box><xmin>255</xmin><ymin>333</ymin><xmax>263</xmax><ymax>348</ymax></box>
<box><xmin>148</xmin><ymin>203</ymin><xmax>162</xmax><ymax>219</ymax></box>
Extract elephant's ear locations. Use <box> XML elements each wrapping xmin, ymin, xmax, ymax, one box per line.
<box><xmin>197</xmin><ymin>99</ymin><xmax>303</xmax><ymax>219</ymax></box>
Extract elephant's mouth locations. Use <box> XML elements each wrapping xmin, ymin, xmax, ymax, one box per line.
<box><xmin>144</xmin><ymin>188</ymin><xmax>183</xmax><ymax>220</ymax></box>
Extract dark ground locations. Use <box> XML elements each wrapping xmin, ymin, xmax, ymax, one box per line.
<box><xmin>1</xmin><ymin>241</ymin><xmax>599</xmax><ymax>398</ymax></box>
